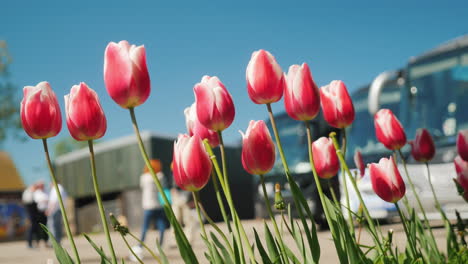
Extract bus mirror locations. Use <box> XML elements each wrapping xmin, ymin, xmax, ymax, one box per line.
<box><xmin>368</xmin><ymin>70</ymin><xmax>399</xmax><ymax>115</ymax></box>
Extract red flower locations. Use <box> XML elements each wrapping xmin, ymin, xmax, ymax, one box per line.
<box><xmin>312</xmin><ymin>137</ymin><xmax>339</xmax><ymax>179</ymax></box>
<box><xmin>369</xmin><ymin>156</ymin><xmax>406</xmax><ymax>203</ymax></box>
<box><xmin>374</xmin><ymin>109</ymin><xmax>406</xmax><ymax>150</ymax></box>
<box><xmin>284</xmin><ymin>63</ymin><xmax>320</xmax><ymax>121</ymax></box>
<box><xmin>64</xmin><ymin>82</ymin><xmax>107</xmax><ymax>141</ymax></box>
<box><xmin>319</xmin><ymin>80</ymin><xmax>355</xmax><ymax>128</ymax></box>
<box><xmin>104</xmin><ymin>40</ymin><xmax>150</xmax><ymax>108</ymax></box>
<box><xmin>194</xmin><ymin>76</ymin><xmax>235</xmax><ymax>132</ymax></box>
<box><xmin>240</xmin><ymin>120</ymin><xmax>276</xmax><ymax>175</ymax></box>
<box><xmin>457</xmin><ymin>130</ymin><xmax>468</xmax><ymax>161</ymax></box>
<box><xmin>410</xmin><ymin>128</ymin><xmax>435</xmax><ymax>162</ymax></box>
<box><xmin>184</xmin><ymin>103</ymin><xmax>219</xmax><ymax>148</ymax></box>
<box><xmin>454</xmin><ymin>156</ymin><xmax>468</xmax><ymax>201</ymax></box>
<box><xmin>20</xmin><ymin>82</ymin><xmax>62</xmax><ymax>139</ymax></box>
<box><xmin>246</xmin><ymin>49</ymin><xmax>285</xmax><ymax>104</ymax></box>
<box><xmin>172</xmin><ymin>134</ymin><xmax>212</xmax><ymax>191</ymax></box>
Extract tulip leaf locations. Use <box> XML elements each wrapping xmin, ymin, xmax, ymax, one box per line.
<box><xmin>210</xmin><ymin>232</ymin><xmax>234</xmax><ymax>264</ymax></box>
<box><xmin>253</xmin><ymin>228</ymin><xmax>273</xmax><ymax>264</ymax></box>
<box><xmin>83</xmin><ymin>233</ymin><xmax>112</xmax><ymax>264</ymax></box>
<box><xmin>40</xmin><ymin>224</ymin><xmax>75</xmax><ymax>264</ymax></box>
<box><xmin>264</xmin><ymin>222</ymin><xmax>281</xmax><ymax>263</ymax></box>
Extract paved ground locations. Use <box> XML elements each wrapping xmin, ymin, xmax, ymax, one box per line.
<box><xmin>0</xmin><ymin>219</ymin><xmax>449</xmax><ymax>264</ymax></box>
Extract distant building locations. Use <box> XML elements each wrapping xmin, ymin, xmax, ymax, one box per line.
<box><xmin>54</xmin><ymin>131</ymin><xmax>254</xmax><ymax>234</ymax></box>
<box><xmin>0</xmin><ymin>151</ymin><xmax>27</xmax><ymax>241</ymax></box>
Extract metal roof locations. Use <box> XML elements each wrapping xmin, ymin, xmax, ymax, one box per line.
<box><xmin>410</xmin><ymin>34</ymin><xmax>468</xmax><ymax>64</ymax></box>
<box><xmin>54</xmin><ymin>131</ymin><xmax>175</xmax><ymax>165</ymax></box>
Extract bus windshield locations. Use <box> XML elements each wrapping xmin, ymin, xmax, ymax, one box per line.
<box><xmin>406</xmin><ymin>52</ymin><xmax>468</xmax><ymax>144</ymax></box>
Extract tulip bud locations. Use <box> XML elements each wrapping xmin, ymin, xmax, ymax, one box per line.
<box><xmin>374</xmin><ymin>109</ymin><xmax>406</xmax><ymax>150</ymax></box>
<box><xmin>194</xmin><ymin>76</ymin><xmax>235</xmax><ymax>132</ymax></box>
<box><xmin>312</xmin><ymin>137</ymin><xmax>339</xmax><ymax>179</ymax></box>
<box><xmin>319</xmin><ymin>80</ymin><xmax>355</xmax><ymax>128</ymax></box>
<box><xmin>369</xmin><ymin>156</ymin><xmax>406</xmax><ymax>203</ymax></box>
<box><xmin>354</xmin><ymin>150</ymin><xmax>365</xmax><ymax>178</ymax></box>
<box><xmin>184</xmin><ymin>103</ymin><xmax>219</xmax><ymax>148</ymax></box>
<box><xmin>64</xmin><ymin>82</ymin><xmax>107</xmax><ymax>141</ymax></box>
<box><xmin>284</xmin><ymin>63</ymin><xmax>321</xmax><ymax>121</ymax></box>
<box><xmin>246</xmin><ymin>49</ymin><xmax>285</xmax><ymax>104</ymax></box>
<box><xmin>240</xmin><ymin>120</ymin><xmax>276</xmax><ymax>175</ymax></box>
<box><xmin>104</xmin><ymin>40</ymin><xmax>150</xmax><ymax>109</ymax></box>
<box><xmin>20</xmin><ymin>82</ymin><xmax>62</xmax><ymax>139</ymax></box>
<box><xmin>274</xmin><ymin>183</ymin><xmax>285</xmax><ymax>211</ymax></box>
<box><xmin>410</xmin><ymin>128</ymin><xmax>435</xmax><ymax>162</ymax></box>
<box><xmin>172</xmin><ymin>134</ymin><xmax>212</xmax><ymax>191</ymax></box>
<box><xmin>457</xmin><ymin>130</ymin><xmax>468</xmax><ymax>161</ymax></box>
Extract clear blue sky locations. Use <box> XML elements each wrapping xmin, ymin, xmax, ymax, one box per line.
<box><xmin>3</xmin><ymin>0</ymin><xmax>468</xmax><ymax>185</ymax></box>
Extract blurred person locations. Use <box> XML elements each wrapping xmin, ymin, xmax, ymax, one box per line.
<box><xmin>22</xmin><ymin>183</ymin><xmax>39</xmax><ymax>248</ymax></box>
<box><xmin>33</xmin><ymin>181</ymin><xmax>49</xmax><ymax>246</ymax></box>
<box><xmin>131</xmin><ymin>159</ymin><xmax>170</xmax><ymax>262</ymax></box>
<box><xmin>46</xmin><ymin>182</ymin><xmax>67</xmax><ymax>245</ymax></box>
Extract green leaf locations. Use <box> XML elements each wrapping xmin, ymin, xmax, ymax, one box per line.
<box><xmin>210</xmin><ymin>232</ymin><xmax>234</xmax><ymax>264</ymax></box>
<box><xmin>40</xmin><ymin>224</ymin><xmax>75</xmax><ymax>264</ymax></box>
<box><xmin>253</xmin><ymin>228</ymin><xmax>273</xmax><ymax>264</ymax></box>
<box><xmin>163</xmin><ymin>205</ymin><xmax>199</xmax><ymax>264</ymax></box>
<box><xmin>264</xmin><ymin>222</ymin><xmax>281</xmax><ymax>263</ymax></box>
<box><xmin>83</xmin><ymin>234</ymin><xmax>111</xmax><ymax>264</ymax></box>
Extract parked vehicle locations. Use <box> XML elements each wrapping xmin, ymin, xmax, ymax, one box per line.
<box><xmin>346</xmin><ymin>35</ymin><xmax>468</xmax><ymax>220</ymax></box>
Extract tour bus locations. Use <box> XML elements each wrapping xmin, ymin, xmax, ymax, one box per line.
<box><xmin>255</xmin><ymin>112</ymin><xmax>340</xmax><ymax>228</ymax></box>
<box><xmin>346</xmin><ymin>35</ymin><xmax>468</xmax><ymax>220</ymax></box>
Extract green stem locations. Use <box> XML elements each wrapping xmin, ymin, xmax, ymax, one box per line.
<box><xmin>42</xmin><ymin>139</ymin><xmax>81</xmax><ymax>264</ymax></box>
<box><xmin>129</xmin><ymin>107</ymin><xmax>197</xmax><ymax>262</ymax></box>
<box><xmin>397</xmin><ymin>150</ymin><xmax>441</xmax><ymax>257</ymax></box>
<box><xmin>211</xmin><ymin>171</ymin><xmax>232</xmax><ymax>233</ymax></box>
<box><xmin>88</xmin><ymin>140</ymin><xmax>117</xmax><ymax>264</ymax></box>
<box><xmin>198</xmin><ymin>200</ymin><xmax>235</xmax><ymax>256</ymax></box>
<box><xmin>122</xmin><ymin>234</ymin><xmax>144</xmax><ymax>264</ymax></box>
<box><xmin>260</xmin><ymin>174</ymin><xmax>288</xmax><ymax>263</ymax></box>
<box><xmin>329</xmin><ymin>133</ymin><xmax>385</xmax><ymax>255</ymax></box>
<box><xmin>304</xmin><ymin>121</ymin><xmax>337</xmax><ymax>238</ymax></box>
<box><xmin>128</xmin><ymin>232</ymin><xmax>161</xmax><ymax>263</ymax></box>
<box><xmin>340</xmin><ymin>129</ymin><xmax>355</xmax><ymax>235</ymax></box>
<box><xmin>217</xmin><ymin>131</ymin><xmax>255</xmax><ymax>264</ymax></box>
<box><xmin>193</xmin><ymin>192</ymin><xmax>207</xmax><ymax>239</ymax></box>
<box><xmin>395</xmin><ymin>202</ymin><xmax>419</xmax><ymax>258</ymax></box>
<box><xmin>327</xmin><ymin>179</ymin><xmax>339</xmax><ymax>205</ymax></box>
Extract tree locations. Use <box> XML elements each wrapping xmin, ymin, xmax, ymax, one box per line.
<box><xmin>0</xmin><ymin>40</ymin><xmax>22</xmax><ymax>144</ymax></box>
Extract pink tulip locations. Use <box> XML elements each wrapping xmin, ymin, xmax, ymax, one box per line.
<box><xmin>20</xmin><ymin>82</ymin><xmax>62</xmax><ymax>139</ymax></box>
<box><xmin>194</xmin><ymin>76</ymin><xmax>235</xmax><ymax>132</ymax></box>
<box><xmin>374</xmin><ymin>109</ymin><xmax>406</xmax><ymax>150</ymax></box>
<box><xmin>410</xmin><ymin>128</ymin><xmax>435</xmax><ymax>162</ymax></box>
<box><xmin>184</xmin><ymin>103</ymin><xmax>219</xmax><ymax>148</ymax></box>
<box><xmin>246</xmin><ymin>49</ymin><xmax>285</xmax><ymax>104</ymax></box>
<box><xmin>369</xmin><ymin>156</ymin><xmax>406</xmax><ymax>203</ymax></box>
<box><xmin>454</xmin><ymin>156</ymin><xmax>468</xmax><ymax>190</ymax></box>
<box><xmin>354</xmin><ymin>150</ymin><xmax>365</xmax><ymax>178</ymax></box>
<box><xmin>172</xmin><ymin>134</ymin><xmax>212</xmax><ymax>191</ymax></box>
<box><xmin>104</xmin><ymin>40</ymin><xmax>150</xmax><ymax>109</ymax></box>
<box><xmin>284</xmin><ymin>63</ymin><xmax>321</xmax><ymax>121</ymax></box>
<box><xmin>64</xmin><ymin>82</ymin><xmax>107</xmax><ymax>141</ymax></box>
<box><xmin>457</xmin><ymin>130</ymin><xmax>468</xmax><ymax>161</ymax></box>
<box><xmin>312</xmin><ymin>137</ymin><xmax>339</xmax><ymax>179</ymax></box>
<box><xmin>240</xmin><ymin>120</ymin><xmax>276</xmax><ymax>175</ymax></box>
<box><xmin>319</xmin><ymin>80</ymin><xmax>355</xmax><ymax>128</ymax></box>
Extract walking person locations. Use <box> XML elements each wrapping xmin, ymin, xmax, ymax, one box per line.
<box><xmin>130</xmin><ymin>159</ymin><xmax>170</xmax><ymax>262</ymax></box>
<box><xmin>33</xmin><ymin>181</ymin><xmax>49</xmax><ymax>246</ymax></box>
<box><xmin>46</xmin><ymin>182</ymin><xmax>67</xmax><ymax>245</ymax></box>
<box><xmin>22</xmin><ymin>183</ymin><xmax>39</xmax><ymax>248</ymax></box>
